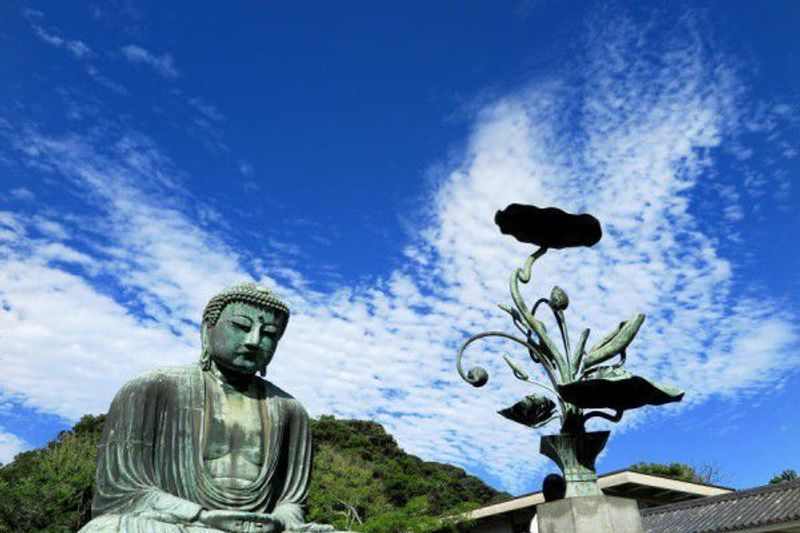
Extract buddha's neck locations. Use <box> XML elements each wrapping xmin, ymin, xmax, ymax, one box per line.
<box><xmin>209</xmin><ymin>361</ymin><xmax>256</xmax><ymax>393</ymax></box>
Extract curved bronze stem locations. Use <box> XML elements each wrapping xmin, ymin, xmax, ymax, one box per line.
<box><xmin>530</xmin><ymin>414</ymin><xmax>561</xmax><ymax>429</ymax></box>
<box><xmin>531</xmin><ymin>298</ymin><xmax>549</xmax><ymax>317</ymax></box>
<box><xmin>524</xmin><ymin>379</ymin><xmax>558</xmax><ymax>396</ymax></box>
<box><xmin>583</xmin><ymin>409</ymin><xmax>623</xmax><ymax>423</ymax></box>
<box><xmin>554</xmin><ymin>308</ymin><xmax>572</xmax><ymax>376</ymax></box>
<box><xmin>456</xmin><ymin>330</ymin><xmax>561</xmax><ymax>391</ymax></box>
<box><xmin>509</xmin><ymin>248</ymin><xmax>569</xmax><ymax>382</ymax></box>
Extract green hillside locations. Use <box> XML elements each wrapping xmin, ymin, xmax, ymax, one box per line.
<box><xmin>0</xmin><ymin>414</ymin><xmax>506</xmax><ymax>533</ymax></box>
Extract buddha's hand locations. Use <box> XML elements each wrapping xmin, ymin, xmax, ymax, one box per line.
<box><xmin>196</xmin><ymin>510</ymin><xmax>283</xmax><ymax>533</ymax></box>
<box><xmin>287</xmin><ymin>527</ymin><xmax>357</xmax><ymax>533</ymax></box>
<box><xmin>284</xmin><ymin>523</ymin><xmax>335</xmax><ymax>533</ymax></box>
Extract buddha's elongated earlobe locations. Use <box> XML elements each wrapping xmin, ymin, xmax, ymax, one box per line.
<box><xmin>259</xmin><ymin>346</ymin><xmax>277</xmax><ymax>378</ymax></box>
<box><xmin>200</xmin><ymin>324</ymin><xmax>212</xmax><ymax>371</ymax></box>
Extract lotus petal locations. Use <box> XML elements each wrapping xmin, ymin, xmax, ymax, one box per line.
<box><xmin>583</xmin><ymin>314</ymin><xmax>645</xmax><ymax>369</ymax></box>
<box><xmin>558</xmin><ymin>368</ymin><xmax>683</xmax><ymax>411</ymax></box>
<box><xmin>503</xmin><ymin>354</ymin><xmax>530</xmax><ymax>380</ymax></box>
<box><xmin>498</xmin><ymin>394</ymin><xmax>557</xmax><ymax>427</ymax></box>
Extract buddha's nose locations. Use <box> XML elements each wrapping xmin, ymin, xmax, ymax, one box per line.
<box><xmin>244</xmin><ymin>328</ymin><xmax>261</xmax><ymax>348</ymax></box>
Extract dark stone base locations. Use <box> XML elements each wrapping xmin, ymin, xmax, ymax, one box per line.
<box><xmin>536</xmin><ymin>496</ymin><xmax>643</xmax><ymax>533</ymax></box>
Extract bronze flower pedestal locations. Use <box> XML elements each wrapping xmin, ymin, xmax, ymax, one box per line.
<box><xmin>540</xmin><ymin>431</ymin><xmax>608</xmax><ymax>498</ymax></box>
<box><xmin>457</xmin><ymin>204</ymin><xmax>684</xmax><ymax>532</ymax></box>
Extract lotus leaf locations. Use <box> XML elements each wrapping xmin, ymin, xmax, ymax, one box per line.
<box><xmin>498</xmin><ymin>394</ymin><xmax>557</xmax><ymax>428</ymax></box>
<box><xmin>557</xmin><ymin>367</ymin><xmax>683</xmax><ymax>411</ymax></box>
<box><xmin>494</xmin><ymin>204</ymin><xmax>602</xmax><ymax>249</ymax></box>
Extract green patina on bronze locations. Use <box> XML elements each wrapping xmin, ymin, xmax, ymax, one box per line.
<box><xmin>456</xmin><ymin>205</ymin><xmax>684</xmax><ymax>499</ymax></box>
<box><xmin>80</xmin><ymin>282</ymin><xmax>344</xmax><ymax>533</ymax></box>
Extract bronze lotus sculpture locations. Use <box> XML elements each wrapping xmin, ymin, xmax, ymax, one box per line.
<box><xmin>457</xmin><ymin>204</ymin><xmax>683</xmax><ymax>498</ymax></box>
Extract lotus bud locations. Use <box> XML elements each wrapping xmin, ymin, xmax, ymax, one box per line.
<box><xmin>503</xmin><ymin>354</ymin><xmax>530</xmax><ymax>381</ymax></box>
<box><xmin>466</xmin><ymin>366</ymin><xmax>489</xmax><ymax>387</ymax></box>
<box><xmin>498</xmin><ymin>303</ymin><xmax>522</xmax><ymax>321</ymax></box>
<box><xmin>550</xmin><ymin>286</ymin><xmax>569</xmax><ymax>311</ymax></box>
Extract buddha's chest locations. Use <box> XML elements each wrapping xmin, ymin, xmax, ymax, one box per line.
<box><xmin>203</xmin><ymin>384</ymin><xmax>266</xmax><ymax>485</ymax></box>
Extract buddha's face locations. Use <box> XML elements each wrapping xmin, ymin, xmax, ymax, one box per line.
<box><xmin>204</xmin><ymin>301</ymin><xmax>282</xmax><ymax>376</ymax></box>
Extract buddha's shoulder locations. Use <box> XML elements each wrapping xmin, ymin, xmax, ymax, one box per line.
<box><xmin>261</xmin><ymin>379</ymin><xmax>309</xmax><ymax>414</ymax></box>
<box><xmin>117</xmin><ymin>364</ymin><xmax>199</xmax><ymax>392</ymax></box>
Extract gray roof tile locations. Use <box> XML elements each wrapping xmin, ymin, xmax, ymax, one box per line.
<box><xmin>641</xmin><ymin>479</ymin><xmax>800</xmax><ymax>532</ymax></box>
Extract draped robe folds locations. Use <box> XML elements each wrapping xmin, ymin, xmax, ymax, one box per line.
<box><xmin>79</xmin><ymin>364</ymin><xmax>312</xmax><ymax>533</ymax></box>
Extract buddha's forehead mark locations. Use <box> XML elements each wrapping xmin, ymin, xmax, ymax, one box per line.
<box><xmin>255</xmin><ymin>310</ymin><xmax>276</xmax><ymax>325</ymax></box>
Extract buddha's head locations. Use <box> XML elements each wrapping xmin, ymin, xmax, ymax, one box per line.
<box><xmin>200</xmin><ymin>282</ymin><xmax>290</xmax><ymax>376</ymax></box>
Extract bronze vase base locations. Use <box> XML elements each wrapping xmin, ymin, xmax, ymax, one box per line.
<box><xmin>540</xmin><ymin>430</ymin><xmax>610</xmax><ymax>498</ymax></box>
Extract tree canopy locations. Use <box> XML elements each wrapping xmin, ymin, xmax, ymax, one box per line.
<box><xmin>769</xmin><ymin>469</ymin><xmax>799</xmax><ymax>484</ymax></box>
<box><xmin>0</xmin><ymin>415</ymin><xmax>104</xmax><ymax>532</ymax></box>
<box><xmin>629</xmin><ymin>462</ymin><xmax>724</xmax><ymax>485</ymax></box>
<box><xmin>0</xmin><ymin>414</ymin><xmax>505</xmax><ymax>533</ymax></box>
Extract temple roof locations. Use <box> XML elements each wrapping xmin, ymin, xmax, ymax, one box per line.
<box><xmin>641</xmin><ymin>479</ymin><xmax>800</xmax><ymax>533</ymax></box>
<box><xmin>464</xmin><ymin>469</ymin><xmax>731</xmax><ymax>521</ymax></box>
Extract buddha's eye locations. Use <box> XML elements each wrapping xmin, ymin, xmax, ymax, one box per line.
<box><xmin>261</xmin><ymin>325</ymin><xmax>278</xmax><ymax>338</ymax></box>
<box><xmin>229</xmin><ymin>317</ymin><xmax>252</xmax><ymax>331</ymax></box>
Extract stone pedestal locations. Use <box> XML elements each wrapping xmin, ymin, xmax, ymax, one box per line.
<box><xmin>535</xmin><ymin>496</ymin><xmax>643</xmax><ymax>533</ymax></box>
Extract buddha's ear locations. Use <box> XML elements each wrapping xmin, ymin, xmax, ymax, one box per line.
<box><xmin>276</xmin><ymin>312</ymin><xmax>289</xmax><ymax>340</ymax></box>
<box><xmin>200</xmin><ymin>322</ymin><xmax>210</xmax><ymax>348</ymax></box>
<box><xmin>259</xmin><ymin>345</ymin><xmax>276</xmax><ymax>377</ymax></box>
<box><xmin>200</xmin><ymin>322</ymin><xmax>212</xmax><ymax>370</ymax></box>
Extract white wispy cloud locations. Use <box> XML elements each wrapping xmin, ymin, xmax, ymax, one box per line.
<box><xmin>31</xmin><ymin>25</ymin><xmax>92</xmax><ymax>59</ymax></box>
<box><xmin>122</xmin><ymin>45</ymin><xmax>179</xmax><ymax>78</ymax></box>
<box><xmin>0</xmin><ymin>429</ymin><xmax>26</xmax><ymax>465</ymax></box>
<box><xmin>1</xmin><ymin>11</ymin><xmax>797</xmax><ymax>494</ymax></box>
<box><xmin>23</xmin><ymin>8</ymin><xmax>91</xmax><ymax>60</ymax></box>
<box><xmin>87</xmin><ymin>65</ymin><xmax>128</xmax><ymax>95</ymax></box>
<box><xmin>9</xmin><ymin>188</ymin><xmax>34</xmax><ymax>201</ymax></box>
<box><xmin>23</xmin><ymin>9</ymin><xmax>128</xmax><ymax>95</ymax></box>
<box><xmin>21</xmin><ymin>8</ymin><xmax>43</xmax><ymax>20</ymax></box>
<box><xmin>33</xmin><ymin>216</ymin><xmax>69</xmax><ymax>240</ymax></box>
<box><xmin>239</xmin><ymin>161</ymin><xmax>255</xmax><ymax>177</ymax></box>
<box><xmin>188</xmin><ymin>97</ymin><xmax>225</xmax><ymax>122</ymax></box>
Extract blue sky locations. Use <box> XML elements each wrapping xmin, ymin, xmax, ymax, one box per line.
<box><xmin>0</xmin><ymin>1</ymin><xmax>798</xmax><ymax>495</ymax></box>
